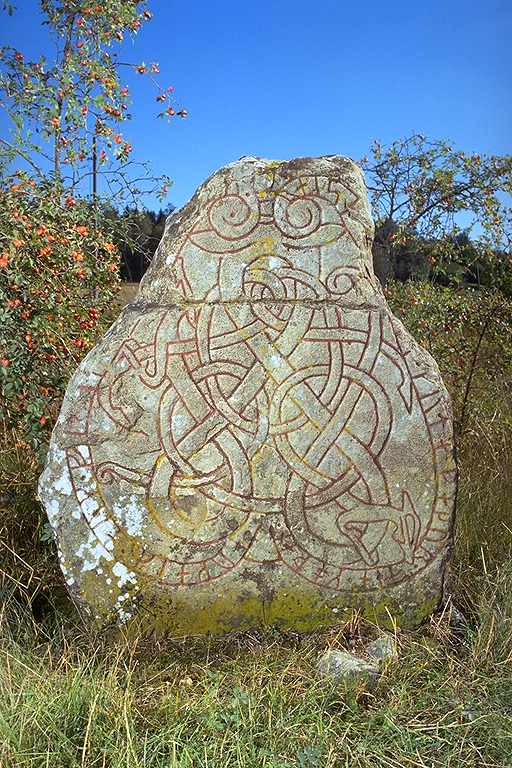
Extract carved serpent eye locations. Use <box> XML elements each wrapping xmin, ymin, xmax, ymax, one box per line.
<box><xmin>273</xmin><ymin>192</ymin><xmax>343</xmax><ymax>246</ymax></box>
<box><xmin>207</xmin><ymin>193</ymin><xmax>260</xmax><ymax>240</ymax></box>
<box><xmin>274</xmin><ymin>194</ymin><xmax>323</xmax><ymax>237</ymax></box>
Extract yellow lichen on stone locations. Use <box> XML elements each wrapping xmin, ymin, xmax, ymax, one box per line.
<box><xmin>38</xmin><ymin>156</ymin><xmax>456</xmax><ymax>636</ymax></box>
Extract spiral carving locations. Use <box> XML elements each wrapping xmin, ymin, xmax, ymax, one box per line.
<box><xmin>325</xmin><ymin>267</ymin><xmax>358</xmax><ymax>296</ymax></box>
<box><xmin>207</xmin><ymin>194</ymin><xmax>259</xmax><ymax>240</ymax></box>
<box><xmin>274</xmin><ymin>195</ymin><xmax>323</xmax><ymax>239</ymax></box>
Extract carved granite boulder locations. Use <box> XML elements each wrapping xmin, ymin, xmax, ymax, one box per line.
<box><xmin>39</xmin><ymin>156</ymin><xmax>456</xmax><ymax>634</ymax></box>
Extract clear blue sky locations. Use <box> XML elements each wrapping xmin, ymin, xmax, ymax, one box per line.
<box><xmin>1</xmin><ymin>0</ymin><xmax>511</xmax><ymax>210</ymax></box>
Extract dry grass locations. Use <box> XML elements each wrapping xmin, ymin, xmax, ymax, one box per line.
<box><xmin>1</xmin><ymin>588</ymin><xmax>511</xmax><ymax>767</ymax></box>
<box><xmin>118</xmin><ymin>282</ymin><xmax>140</xmax><ymax>308</ymax></box>
<box><xmin>1</xmin><ymin>283</ymin><xmax>511</xmax><ymax>767</ymax></box>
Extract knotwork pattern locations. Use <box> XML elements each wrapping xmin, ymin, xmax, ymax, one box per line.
<box><xmin>60</xmin><ymin>168</ymin><xmax>454</xmax><ymax>594</ymax></box>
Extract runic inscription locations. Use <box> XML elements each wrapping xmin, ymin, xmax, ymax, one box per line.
<box><xmin>39</xmin><ymin>156</ymin><xmax>456</xmax><ymax>633</ymax></box>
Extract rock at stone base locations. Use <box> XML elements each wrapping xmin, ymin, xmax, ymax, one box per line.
<box><xmin>365</xmin><ymin>635</ymin><xmax>398</xmax><ymax>663</ymax></box>
<box><xmin>317</xmin><ymin>649</ymin><xmax>380</xmax><ymax>685</ymax></box>
<box><xmin>38</xmin><ymin>155</ymin><xmax>456</xmax><ymax>636</ymax></box>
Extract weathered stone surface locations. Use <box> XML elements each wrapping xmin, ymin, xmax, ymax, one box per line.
<box><xmin>39</xmin><ymin>156</ymin><xmax>456</xmax><ymax>635</ymax></box>
<box><xmin>317</xmin><ymin>649</ymin><xmax>380</xmax><ymax>685</ymax></box>
<box><xmin>366</xmin><ymin>635</ymin><xmax>398</xmax><ymax>663</ymax></box>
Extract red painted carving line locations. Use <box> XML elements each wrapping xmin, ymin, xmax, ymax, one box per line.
<box><xmin>63</xmin><ymin>174</ymin><xmax>448</xmax><ymax>591</ymax></box>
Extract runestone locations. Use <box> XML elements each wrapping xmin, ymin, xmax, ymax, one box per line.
<box><xmin>39</xmin><ymin>156</ymin><xmax>456</xmax><ymax>634</ymax></box>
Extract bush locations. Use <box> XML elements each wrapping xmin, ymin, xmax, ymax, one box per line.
<box><xmin>386</xmin><ymin>281</ymin><xmax>512</xmax><ymax>438</ymax></box>
<box><xmin>0</xmin><ymin>175</ymin><xmax>121</xmax><ymax>607</ymax></box>
<box><xmin>0</xmin><ymin>175</ymin><xmax>120</xmax><ymax>453</ymax></box>
<box><xmin>387</xmin><ymin>281</ymin><xmax>512</xmax><ymax>595</ymax></box>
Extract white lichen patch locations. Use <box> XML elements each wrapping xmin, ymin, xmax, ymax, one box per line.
<box><xmin>112</xmin><ymin>561</ymin><xmax>137</xmax><ymax>589</ymax></box>
<box><xmin>81</xmin><ymin>496</ymin><xmax>100</xmax><ymax>519</ymax></box>
<box><xmin>112</xmin><ymin>564</ymin><xmax>138</xmax><ymax>624</ymax></box>
<box><xmin>75</xmin><ymin>512</ymin><xmax>115</xmax><ymax>573</ymax></box>
<box><xmin>112</xmin><ymin>494</ymin><xmax>147</xmax><ymax>537</ymax></box>
<box><xmin>45</xmin><ymin>498</ymin><xmax>60</xmax><ymax>525</ymax></box>
<box><xmin>115</xmin><ymin>604</ymin><xmax>134</xmax><ymax>623</ymax></box>
<box><xmin>171</xmin><ymin>412</ymin><xmax>188</xmax><ymax>438</ymax></box>
<box><xmin>53</xmin><ymin>464</ymin><xmax>73</xmax><ymax>496</ymax></box>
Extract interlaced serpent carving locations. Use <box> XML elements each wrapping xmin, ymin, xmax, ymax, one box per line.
<box><xmin>61</xmin><ymin>171</ymin><xmax>454</xmax><ymax>593</ymax></box>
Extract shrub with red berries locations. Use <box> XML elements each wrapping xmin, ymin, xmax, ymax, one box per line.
<box><xmin>386</xmin><ymin>281</ymin><xmax>512</xmax><ymax>439</ymax></box>
<box><xmin>0</xmin><ymin>175</ymin><xmax>120</xmax><ymax>453</ymax></box>
<box><xmin>0</xmin><ymin>1</ymin><xmax>183</xmax><ymax>202</ymax></box>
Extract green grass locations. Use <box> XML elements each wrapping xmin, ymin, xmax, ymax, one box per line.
<box><xmin>1</xmin><ymin>283</ymin><xmax>511</xmax><ymax>767</ymax></box>
<box><xmin>1</xmin><ymin>586</ymin><xmax>512</xmax><ymax>767</ymax></box>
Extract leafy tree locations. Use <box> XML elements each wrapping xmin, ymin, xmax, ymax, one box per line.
<box><xmin>361</xmin><ymin>134</ymin><xmax>512</xmax><ymax>286</ymax></box>
<box><xmin>0</xmin><ymin>2</ymin><xmax>186</xmax><ymax>449</ymax></box>
<box><xmin>0</xmin><ymin>2</ymin><xmax>187</xmax><ymax>607</ymax></box>
<box><xmin>0</xmin><ymin>0</ymin><xmax>187</xmax><ymax>201</ymax></box>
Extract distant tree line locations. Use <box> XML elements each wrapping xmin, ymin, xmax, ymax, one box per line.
<box><xmin>107</xmin><ymin>205</ymin><xmax>175</xmax><ymax>282</ymax></box>
<box><xmin>374</xmin><ymin>225</ymin><xmax>511</xmax><ymax>295</ymax></box>
<box><xmin>117</xmin><ymin>134</ymin><xmax>511</xmax><ymax>295</ymax></box>
<box><xmin>118</xmin><ymin>205</ymin><xmax>511</xmax><ymax>296</ymax></box>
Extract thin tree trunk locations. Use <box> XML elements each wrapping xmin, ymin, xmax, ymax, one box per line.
<box><xmin>92</xmin><ymin>134</ymin><xmax>97</xmax><ymax>198</ymax></box>
<box><xmin>54</xmin><ymin>14</ymin><xmax>76</xmax><ymax>184</ymax></box>
<box><xmin>457</xmin><ymin>299</ymin><xmax>500</xmax><ymax>442</ymax></box>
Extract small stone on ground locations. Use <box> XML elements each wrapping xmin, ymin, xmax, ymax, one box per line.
<box><xmin>365</xmin><ymin>635</ymin><xmax>398</xmax><ymax>663</ymax></box>
<box><xmin>317</xmin><ymin>649</ymin><xmax>380</xmax><ymax>685</ymax></box>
